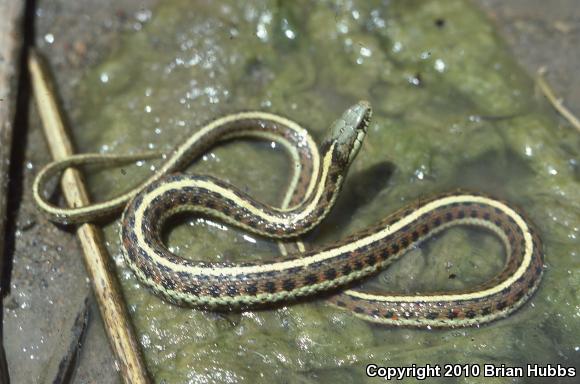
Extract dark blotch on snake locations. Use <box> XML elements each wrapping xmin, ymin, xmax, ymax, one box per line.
<box><xmin>447</xmin><ymin>310</ymin><xmax>458</xmax><ymax>319</ymax></box>
<box><xmin>426</xmin><ymin>312</ymin><xmax>439</xmax><ymax>320</ymax></box>
<box><xmin>183</xmin><ymin>285</ymin><xmax>200</xmax><ymax>296</ymax></box>
<box><xmin>304</xmin><ymin>274</ymin><xmax>318</xmax><ymax>284</ymax></box>
<box><xmin>265</xmin><ymin>281</ymin><xmax>277</xmax><ymax>293</ymax></box>
<box><xmin>226</xmin><ymin>285</ymin><xmax>239</xmax><ymax>296</ymax></box>
<box><xmin>341</xmin><ymin>264</ymin><xmax>352</xmax><ymax>275</ymax></box>
<box><xmin>324</xmin><ymin>268</ymin><xmax>337</xmax><ymax>280</ymax></box>
<box><xmin>282</xmin><ymin>279</ymin><xmax>296</xmax><ymax>291</ymax></box>
<box><xmin>245</xmin><ymin>285</ymin><xmax>258</xmax><ymax>295</ymax></box>
<box><xmin>208</xmin><ymin>285</ymin><xmax>221</xmax><ymax>297</ymax></box>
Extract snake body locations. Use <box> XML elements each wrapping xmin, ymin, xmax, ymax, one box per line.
<box><xmin>34</xmin><ymin>102</ymin><xmax>544</xmax><ymax>328</ymax></box>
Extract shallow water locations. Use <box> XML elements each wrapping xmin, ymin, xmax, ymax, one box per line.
<box><xmin>65</xmin><ymin>0</ymin><xmax>579</xmax><ymax>382</ymax></box>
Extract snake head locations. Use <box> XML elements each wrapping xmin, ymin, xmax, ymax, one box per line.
<box><xmin>322</xmin><ymin>101</ymin><xmax>372</xmax><ymax>167</ymax></box>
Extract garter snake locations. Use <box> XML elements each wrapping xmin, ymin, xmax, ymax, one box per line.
<box><xmin>33</xmin><ymin>102</ymin><xmax>544</xmax><ymax>328</ymax></box>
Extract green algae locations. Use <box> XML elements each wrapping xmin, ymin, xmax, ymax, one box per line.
<box><xmin>71</xmin><ymin>0</ymin><xmax>579</xmax><ymax>382</ymax></box>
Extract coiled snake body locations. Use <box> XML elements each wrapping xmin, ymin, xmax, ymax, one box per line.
<box><xmin>34</xmin><ymin>102</ymin><xmax>544</xmax><ymax>328</ymax></box>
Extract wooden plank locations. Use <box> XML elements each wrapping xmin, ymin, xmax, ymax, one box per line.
<box><xmin>0</xmin><ymin>1</ymin><xmax>27</xmax><ymax>382</ymax></box>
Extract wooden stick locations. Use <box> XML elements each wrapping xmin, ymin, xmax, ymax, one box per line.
<box><xmin>0</xmin><ymin>1</ymin><xmax>27</xmax><ymax>382</ymax></box>
<box><xmin>536</xmin><ymin>66</ymin><xmax>580</xmax><ymax>133</ymax></box>
<box><xmin>0</xmin><ymin>0</ymin><xmax>25</xmax><ymax>278</ymax></box>
<box><xmin>28</xmin><ymin>49</ymin><xmax>151</xmax><ymax>384</ymax></box>
<box><xmin>0</xmin><ymin>0</ymin><xmax>25</xmax><ymax>270</ymax></box>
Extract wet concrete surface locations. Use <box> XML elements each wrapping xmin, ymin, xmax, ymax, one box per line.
<box><xmin>477</xmin><ymin>0</ymin><xmax>580</xmax><ymax>123</ymax></box>
<box><xmin>2</xmin><ymin>1</ymin><xmax>578</xmax><ymax>383</ymax></box>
